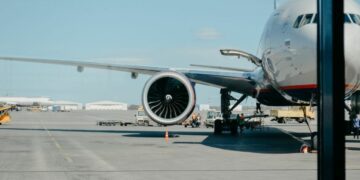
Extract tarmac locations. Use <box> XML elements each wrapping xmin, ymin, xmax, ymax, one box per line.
<box><xmin>0</xmin><ymin>110</ymin><xmax>359</xmax><ymax>180</ymax></box>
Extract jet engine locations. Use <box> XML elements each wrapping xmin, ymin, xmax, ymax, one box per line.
<box><xmin>142</xmin><ymin>71</ymin><xmax>196</xmax><ymax>125</ymax></box>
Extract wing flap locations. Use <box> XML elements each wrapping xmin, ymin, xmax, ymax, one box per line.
<box><xmin>183</xmin><ymin>70</ymin><xmax>257</xmax><ymax>96</ymax></box>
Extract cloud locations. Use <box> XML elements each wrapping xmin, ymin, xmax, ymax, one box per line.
<box><xmin>196</xmin><ymin>28</ymin><xmax>221</xmax><ymax>40</ymax></box>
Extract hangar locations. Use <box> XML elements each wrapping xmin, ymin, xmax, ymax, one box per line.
<box><xmin>85</xmin><ymin>101</ymin><xmax>127</xmax><ymax>110</ymax></box>
<box><xmin>51</xmin><ymin>100</ymin><xmax>83</xmax><ymax>111</ymax></box>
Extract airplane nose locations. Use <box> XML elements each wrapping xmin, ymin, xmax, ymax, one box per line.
<box><xmin>344</xmin><ymin>25</ymin><xmax>360</xmax><ymax>95</ymax></box>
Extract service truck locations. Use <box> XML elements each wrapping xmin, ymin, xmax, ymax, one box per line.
<box><xmin>205</xmin><ymin>109</ymin><xmax>222</xmax><ymax>128</ymax></box>
<box><xmin>135</xmin><ymin>106</ymin><xmax>152</xmax><ymax>126</ymax></box>
<box><xmin>270</xmin><ymin>106</ymin><xmax>315</xmax><ymax>123</ymax></box>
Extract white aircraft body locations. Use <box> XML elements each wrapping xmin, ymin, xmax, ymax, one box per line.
<box><xmin>255</xmin><ymin>0</ymin><xmax>360</xmax><ymax>105</ymax></box>
<box><xmin>0</xmin><ymin>0</ymin><xmax>359</xmax><ymax>135</ymax></box>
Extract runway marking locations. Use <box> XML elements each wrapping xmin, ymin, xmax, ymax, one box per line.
<box><xmin>54</xmin><ymin>141</ymin><xmax>61</xmax><ymax>149</ymax></box>
<box><xmin>67</xmin><ymin>138</ymin><xmax>115</xmax><ymax>171</ymax></box>
<box><xmin>40</xmin><ymin>122</ymin><xmax>73</xmax><ymax>164</ymax></box>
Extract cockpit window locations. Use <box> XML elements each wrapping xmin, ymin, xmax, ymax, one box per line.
<box><xmin>312</xmin><ymin>13</ymin><xmax>356</xmax><ymax>24</ymax></box>
<box><xmin>349</xmin><ymin>14</ymin><xmax>360</xmax><ymax>25</ymax></box>
<box><xmin>294</xmin><ymin>14</ymin><xmax>314</xmax><ymax>28</ymax></box>
<box><xmin>296</xmin><ymin>13</ymin><xmax>360</xmax><ymax>28</ymax></box>
<box><xmin>300</xmin><ymin>14</ymin><xmax>313</xmax><ymax>27</ymax></box>
<box><xmin>356</xmin><ymin>14</ymin><xmax>360</xmax><ymax>24</ymax></box>
<box><xmin>293</xmin><ymin>15</ymin><xmax>303</xmax><ymax>28</ymax></box>
<box><xmin>344</xmin><ymin>14</ymin><xmax>352</xmax><ymax>23</ymax></box>
<box><xmin>313</xmin><ymin>14</ymin><xmax>318</xmax><ymax>24</ymax></box>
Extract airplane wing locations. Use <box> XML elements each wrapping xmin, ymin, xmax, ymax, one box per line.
<box><xmin>0</xmin><ymin>56</ymin><xmax>166</xmax><ymax>75</ymax></box>
<box><xmin>0</xmin><ymin>56</ymin><xmax>258</xmax><ymax>96</ymax></box>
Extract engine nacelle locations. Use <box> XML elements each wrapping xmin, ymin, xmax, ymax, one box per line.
<box><xmin>142</xmin><ymin>71</ymin><xmax>196</xmax><ymax>125</ymax></box>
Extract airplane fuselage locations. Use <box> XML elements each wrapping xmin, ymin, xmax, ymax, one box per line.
<box><xmin>253</xmin><ymin>0</ymin><xmax>360</xmax><ymax>105</ymax></box>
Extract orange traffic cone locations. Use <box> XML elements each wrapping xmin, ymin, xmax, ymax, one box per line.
<box><xmin>165</xmin><ymin>129</ymin><xmax>169</xmax><ymax>142</ymax></box>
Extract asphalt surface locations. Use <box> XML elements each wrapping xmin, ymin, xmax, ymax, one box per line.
<box><xmin>0</xmin><ymin>111</ymin><xmax>359</xmax><ymax>180</ymax></box>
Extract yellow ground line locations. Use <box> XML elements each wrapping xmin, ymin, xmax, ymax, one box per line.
<box><xmin>41</xmin><ymin>123</ymin><xmax>74</xmax><ymax>163</ymax></box>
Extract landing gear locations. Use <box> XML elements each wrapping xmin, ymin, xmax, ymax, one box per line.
<box><xmin>300</xmin><ymin>106</ymin><xmax>317</xmax><ymax>150</ymax></box>
<box><xmin>214</xmin><ymin>89</ymin><xmax>247</xmax><ymax>135</ymax></box>
<box><xmin>230</xmin><ymin>120</ymin><xmax>238</xmax><ymax>135</ymax></box>
<box><xmin>311</xmin><ymin>132</ymin><xmax>318</xmax><ymax>150</ymax></box>
<box><xmin>345</xmin><ymin>91</ymin><xmax>360</xmax><ymax>135</ymax></box>
<box><xmin>351</xmin><ymin>91</ymin><xmax>360</xmax><ymax>114</ymax></box>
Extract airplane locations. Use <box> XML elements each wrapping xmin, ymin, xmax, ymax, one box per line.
<box><xmin>0</xmin><ymin>105</ymin><xmax>12</xmax><ymax>125</ymax></box>
<box><xmin>0</xmin><ymin>0</ymin><xmax>359</xmax><ymax>148</ymax></box>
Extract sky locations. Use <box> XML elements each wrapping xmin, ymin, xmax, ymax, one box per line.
<box><xmin>0</xmin><ymin>0</ymin><xmax>284</xmax><ymax>105</ymax></box>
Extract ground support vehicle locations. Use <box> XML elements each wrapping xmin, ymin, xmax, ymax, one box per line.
<box><xmin>205</xmin><ymin>110</ymin><xmax>222</xmax><ymax>128</ymax></box>
<box><xmin>182</xmin><ymin>118</ymin><xmax>200</xmax><ymax>128</ymax></box>
<box><xmin>244</xmin><ymin>118</ymin><xmax>263</xmax><ymax>131</ymax></box>
<box><xmin>0</xmin><ymin>106</ymin><xmax>11</xmax><ymax>125</ymax></box>
<box><xmin>270</xmin><ymin>107</ymin><xmax>315</xmax><ymax>124</ymax></box>
<box><xmin>97</xmin><ymin>120</ymin><xmax>132</xmax><ymax>126</ymax></box>
<box><xmin>135</xmin><ymin>106</ymin><xmax>153</xmax><ymax>126</ymax></box>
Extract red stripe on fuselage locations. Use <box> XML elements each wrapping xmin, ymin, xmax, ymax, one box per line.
<box><xmin>260</xmin><ymin>84</ymin><xmax>356</xmax><ymax>92</ymax></box>
<box><xmin>279</xmin><ymin>84</ymin><xmax>316</xmax><ymax>90</ymax></box>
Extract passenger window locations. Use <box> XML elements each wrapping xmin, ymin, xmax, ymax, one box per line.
<box><xmin>293</xmin><ymin>15</ymin><xmax>303</xmax><ymax>28</ymax></box>
<box><xmin>344</xmin><ymin>14</ymin><xmax>352</xmax><ymax>23</ymax></box>
<box><xmin>349</xmin><ymin>14</ymin><xmax>360</xmax><ymax>25</ymax></box>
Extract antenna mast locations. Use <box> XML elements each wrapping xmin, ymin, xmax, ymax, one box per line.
<box><xmin>274</xmin><ymin>0</ymin><xmax>277</xmax><ymax>10</ymax></box>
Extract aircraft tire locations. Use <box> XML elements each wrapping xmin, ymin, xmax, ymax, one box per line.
<box><xmin>230</xmin><ymin>121</ymin><xmax>238</xmax><ymax>135</ymax></box>
<box><xmin>351</xmin><ymin>91</ymin><xmax>360</xmax><ymax>114</ymax></box>
<box><xmin>311</xmin><ymin>132</ymin><xmax>318</xmax><ymax>150</ymax></box>
<box><xmin>214</xmin><ymin>120</ymin><xmax>222</xmax><ymax>134</ymax></box>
